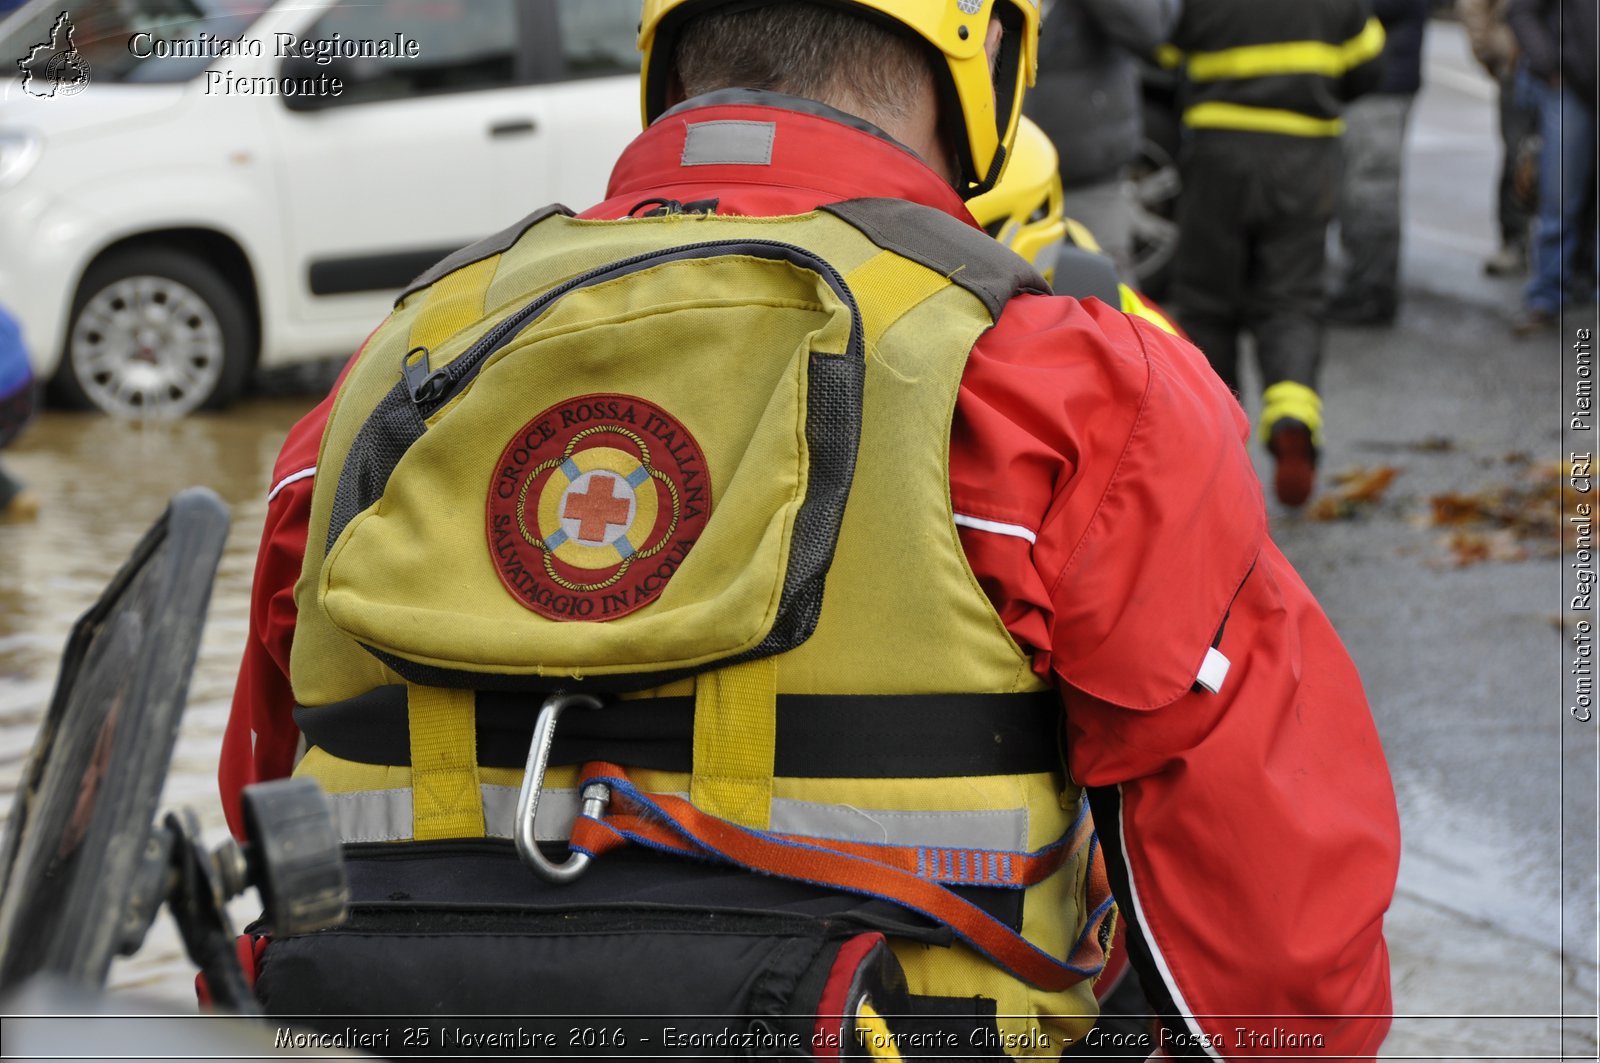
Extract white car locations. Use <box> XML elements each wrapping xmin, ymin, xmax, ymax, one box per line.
<box><xmin>0</xmin><ymin>0</ymin><xmax>642</xmax><ymax>416</ymax></box>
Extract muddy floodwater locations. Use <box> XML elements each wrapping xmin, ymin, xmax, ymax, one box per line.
<box><xmin>0</xmin><ymin>391</ymin><xmax>324</xmax><ymax>1007</ymax></box>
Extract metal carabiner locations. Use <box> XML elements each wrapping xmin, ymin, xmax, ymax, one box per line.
<box><xmin>514</xmin><ymin>692</ymin><xmax>609</xmax><ymax>883</ymax></box>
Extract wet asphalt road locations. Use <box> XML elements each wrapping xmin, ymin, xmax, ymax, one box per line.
<box><xmin>0</xmin><ymin>17</ymin><xmax>1593</xmax><ymax>1061</ymax></box>
<box><xmin>1244</xmin><ymin>21</ymin><xmax>1598</xmax><ymax>1060</ymax></box>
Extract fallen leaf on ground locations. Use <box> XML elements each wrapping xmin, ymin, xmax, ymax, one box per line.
<box><xmin>1443</xmin><ymin>528</ymin><xmax>1529</xmax><ymax>566</ymax></box>
<box><xmin>1308</xmin><ymin>466</ymin><xmax>1403</xmax><ymax>520</ymax></box>
<box><xmin>1425</xmin><ymin>460</ymin><xmax>1571</xmax><ymax>565</ymax></box>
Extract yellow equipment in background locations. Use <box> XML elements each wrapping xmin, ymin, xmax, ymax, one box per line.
<box><xmin>967</xmin><ymin>117</ymin><xmax>1067</xmax><ymax>284</ymax></box>
<box><xmin>969</xmin><ymin>117</ymin><xmax>1180</xmax><ymax>335</ymax></box>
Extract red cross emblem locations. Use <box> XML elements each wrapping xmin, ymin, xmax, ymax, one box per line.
<box><xmin>563</xmin><ymin>475</ymin><xmax>631</xmax><ymax>542</ymax></box>
<box><xmin>487</xmin><ymin>394</ymin><xmax>711</xmax><ymax>621</ymax></box>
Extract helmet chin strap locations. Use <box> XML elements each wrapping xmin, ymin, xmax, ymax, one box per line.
<box><xmin>964</xmin><ymin>141</ymin><xmax>1008</xmax><ymax>200</ymax></box>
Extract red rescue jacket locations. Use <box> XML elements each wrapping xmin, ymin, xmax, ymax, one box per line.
<box><xmin>221</xmin><ymin>93</ymin><xmax>1398</xmax><ymax>1059</ymax></box>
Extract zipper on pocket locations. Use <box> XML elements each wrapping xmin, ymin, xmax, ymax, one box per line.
<box><xmin>401</xmin><ymin>346</ymin><xmax>449</xmax><ymax>406</ymax></box>
<box><xmin>399</xmin><ymin>239</ymin><xmax>862</xmax><ymax>419</ymax></box>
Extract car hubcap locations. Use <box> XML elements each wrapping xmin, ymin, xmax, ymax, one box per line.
<box><xmin>70</xmin><ymin>276</ymin><xmax>226</xmax><ymax>417</ymax></box>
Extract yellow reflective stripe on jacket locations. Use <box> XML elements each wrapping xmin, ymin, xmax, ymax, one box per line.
<box><xmin>1181</xmin><ymin>17</ymin><xmax>1386</xmax><ymax>81</ymax></box>
<box><xmin>1183</xmin><ymin>101</ymin><xmax>1346</xmax><ymax>137</ymax></box>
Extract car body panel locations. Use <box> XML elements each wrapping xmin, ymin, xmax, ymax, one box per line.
<box><xmin>0</xmin><ymin>0</ymin><xmax>641</xmax><ymax>396</ymax></box>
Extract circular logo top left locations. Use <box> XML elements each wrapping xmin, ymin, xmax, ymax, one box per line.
<box><xmin>487</xmin><ymin>394</ymin><xmax>712</xmax><ymax>621</ymax></box>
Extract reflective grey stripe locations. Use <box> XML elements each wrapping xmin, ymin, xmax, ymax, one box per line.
<box><xmin>326</xmin><ymin>785</ymin><xmax>580</xmax><ymax>844</ymax></box>
<box><xmin>768</xmin><ymin>798</ymin><xmax>1028</xmax><ymax>851</ymax></box>
<box><xmin>682</xmin><ymin>120</ymin><xmax>776</xmax><ymax>166</ymax></box>
<box><xmin>327</xmin><ymin>786</ymin><xmax>1028</xmax><ymax>851</ymax></box>
<box><xmin>660</xmin><ymin>89</ymin><xmax>915</xmax><ymax>157</ymax></box>
<box><xmin>326</xmin><ymin>789</ymin><xmax>411</xmax><ymax>843</ymax></box>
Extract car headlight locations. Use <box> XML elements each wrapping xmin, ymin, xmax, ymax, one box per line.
<box><xmin>0</xmin><ymin>129</ymin><xmax>42</xmax><ymax>190</ymax></box>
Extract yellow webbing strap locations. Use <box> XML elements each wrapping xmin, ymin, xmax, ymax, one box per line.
<box><xmin>407</xmin><ymin>254</ymin><xmax>502</xmax><ymax>354</ymax></box>
<box><xmin>844</xmin><ymin>250</ymin><xmax>955</xmax><ymax>349</ymax></box>
<box><xmin>407</xmin><ymin>683</ymin><xmax>485</xmax><ymax>840</ymax></box>
<box><xmin>690</xmin><ymin>657</ymin><xmax>777</xmax><ymax>829</ymax></box>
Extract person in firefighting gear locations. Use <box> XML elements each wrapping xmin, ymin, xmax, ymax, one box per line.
<box><xmin>220</xmin><ymin>1</ymin><xmax>1400</xmax><ymax>1057</ymax></box>
<box><xmin>1161</xmin><ymin>0</ymin><xmax>1386</xmax><ymax>507</ymax></box>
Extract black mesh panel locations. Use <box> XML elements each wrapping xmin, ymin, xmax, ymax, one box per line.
<box><xmin>326</xmin><ymin>379</ymin><xmax>428</xmax><ymax>553</ymax></box>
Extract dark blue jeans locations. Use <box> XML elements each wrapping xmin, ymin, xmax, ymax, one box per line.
<box><xmin>1521</xmin><ymin>72</ymin><xmax>1599</xmax><ymax>313</ymax></box>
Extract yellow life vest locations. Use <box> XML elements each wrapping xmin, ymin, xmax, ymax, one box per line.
<box><xmin>289</xmin><ymin>199</ymin><xmax>1110</xmax><ymax>1052</ymax></box>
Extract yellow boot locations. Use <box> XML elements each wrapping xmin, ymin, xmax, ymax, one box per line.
<box><xmin>1259</xmin><ymin>383</ymin><xmax>1323</xmax><ymax>507</ymax></box>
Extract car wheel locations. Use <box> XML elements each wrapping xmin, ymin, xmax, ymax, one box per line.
<box><xmin>57</xmin><ymin>248</ymin><xmax>252</xmax><ymax>418</ymax></box>
<box><xmin>1128</xmin><ymin>134</ymin><xmax>1182</xmax><ymax>299</ymax></box>
<box><xmin>1128</xmin><ymin>87</ymin><xmax>1183</xmax><ymax>299</ymax></box>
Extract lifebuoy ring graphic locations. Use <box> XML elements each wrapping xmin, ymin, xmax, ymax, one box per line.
<box><xmin>487</xmin><ymin>394</ymin><xmax>711</xmax><ymax>621</ymax></box>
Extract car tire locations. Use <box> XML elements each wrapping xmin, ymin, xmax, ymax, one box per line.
<box><xmin>1129</xmin><ymin>97</ymin><xmax>1183</xmax><ymax>300</ymax></box>
<box><xmin>55</xmin><ymin>247</ymin><xmax>253</xmax><ymax>418</ymax></box>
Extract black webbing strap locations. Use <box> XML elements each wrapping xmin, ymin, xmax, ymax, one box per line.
<box><xmin>821</xmin><ymin>198</ymin><xmax>1051</xmax><ymax>318</ymax></box>
<box><xmin>295</xmin><ymin>688</ymin><xmax>1062</xmax><ymax>779</ymax></box>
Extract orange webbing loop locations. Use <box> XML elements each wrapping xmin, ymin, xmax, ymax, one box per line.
<box><xmin>567</xmin><ymin>761</ymin><xmax>1110</xmax><ymax>992</ymax></box>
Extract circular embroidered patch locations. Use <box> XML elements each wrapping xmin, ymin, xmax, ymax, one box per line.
<box><xmin>487</xmin><ymin>394</ymin><xmax>711</xmax><ymax>621</ymax></box>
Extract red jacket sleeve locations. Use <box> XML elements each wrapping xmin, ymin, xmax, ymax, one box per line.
<box><xmin>219</xmin><ymin>384</ymin><xmax>342</xmax><ymax>839</ymax></box>
<box><xmin>953</xmin><ymin>296</ymin><xmax>1399</xmax><ymax>1058</ymax></box>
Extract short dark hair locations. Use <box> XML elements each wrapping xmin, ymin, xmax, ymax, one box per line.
<box><xmin>672</xmin><ymin>2</ymin><xmax>934</xmax><ymax>125</ymax></box>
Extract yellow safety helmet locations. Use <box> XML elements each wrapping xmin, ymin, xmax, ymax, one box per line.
<box><xmin>966</xmin><ymin>114</ymin><xmax>1065</xmax><ymax>282</ymax></box>
<box><xmin>638</xmin><ymin>0</ymin><xmax>1041</xmax><ymax>197</ymax></box>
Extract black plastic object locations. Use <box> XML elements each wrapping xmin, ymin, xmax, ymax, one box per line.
<box><xmin>155</xmin><ymin>780</ymin><xmax>346</xmax><ymax>1014</ymax></box>
<box><xmin>239</xmin><ymin>777</ymin><xmax>348</xmax><ymax>937</ymax></box>
<box><xmin>0</xmin><ymin>488</ymin><xmax>230</xmax><ymax>992</ymax></box>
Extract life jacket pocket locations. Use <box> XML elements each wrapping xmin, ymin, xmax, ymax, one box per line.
<box><xmin>319</xmin><ymin>242</ymin><xmax>866</xmax><ymax>692</ymax></box>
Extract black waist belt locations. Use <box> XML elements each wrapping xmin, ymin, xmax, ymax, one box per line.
<box><xmin>294</xmin><ymin>687</ymin><xmax>1062</xmax><ymax>779</ymax></box>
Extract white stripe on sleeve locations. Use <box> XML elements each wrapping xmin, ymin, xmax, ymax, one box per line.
<box><xmin>952</xmin><ymin>513</ymin><xmax>1038</xmax><ymax>544</ymax></box>
<box><xmin>267</xmin><ymin>466</ymin><xmax>316</xmax><ymax>502</ymax></box>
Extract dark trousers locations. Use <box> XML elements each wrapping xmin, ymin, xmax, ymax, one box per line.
<box><xmin>1521</xmin><ymin>73</ymin><xmax>1600</xmax><ymax>313</ymax></box>
<box><xmin>1172</xmin><ymin>131</ymin><xmax>1340</xmax><ymax>396</ymax></box>
<box><xmin>1333</xmin><ymin>93</ymin><xmax>1414</xmax><ymax>312</ymax></box>
<box><xmin>1495</xmin><ymin>70</ymin><xmax>1538</xmax><ymax>249</ymax></box>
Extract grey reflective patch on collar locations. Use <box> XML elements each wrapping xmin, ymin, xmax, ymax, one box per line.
<box><xmin>682</xmin><ymin>120</ymin><xmax>776</xmax><ymax>166</ymax></box>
